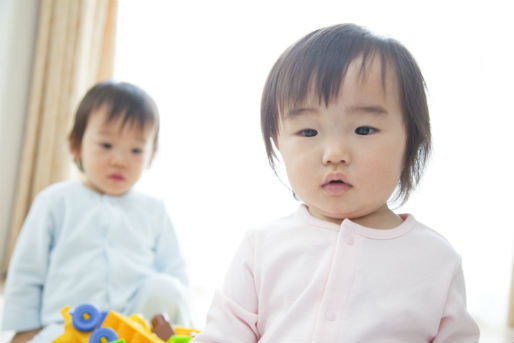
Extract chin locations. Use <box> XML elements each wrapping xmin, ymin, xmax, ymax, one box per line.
<box><xmin>110</xmin><ymin>189</ymin><xmax>129</xmax><ymax>196</ymax></box>
<box><xmin>102</xmin><ymin>186</ymin><xmax>128</xmax><ymax>196</ymax></box>
<box><xmin>306</xmin><ymin>206</ymin><xmax>346</xmax><ymax>224</ymax></box>
<box><xmin>322</xmin><ymin>208</ymin><xmax>362</xmax><ymax>223</ymax></box>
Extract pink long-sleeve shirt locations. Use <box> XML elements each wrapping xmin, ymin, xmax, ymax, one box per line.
<box><xmin>194</xmin><ymin>205</ymin><xmax>479</xmax><ymax>343</ymax></box>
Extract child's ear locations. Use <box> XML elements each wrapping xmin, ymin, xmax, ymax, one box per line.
<box><xmin>68</xmin><ymin>135</ymin><xmax>80</xmax><ymax>159</ymax></box>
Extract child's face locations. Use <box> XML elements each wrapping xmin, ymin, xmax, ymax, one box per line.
<box><xmin>72</xmin><ymin>107</ymin><xmax>156</xmax><ymax>195</ymax></box>
<box><xmin>275</xmin><ymin>57</ymin><xmax>406</xmax><ymax>227</ymax></box>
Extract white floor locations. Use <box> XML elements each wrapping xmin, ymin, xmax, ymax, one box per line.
<box><xmin>477</xmin><ymin>319</ymin><xmax>514</xmax><ymax>343</ymax></box>
<box><xmin>0</xmin><ymin>281</ymin><xmax>14</xmax><ymax>343</ymax></box>
<box><xmin>0</xmin><ymin>280</ymin><xmax>513</xmax><ymax>343</ymax></box>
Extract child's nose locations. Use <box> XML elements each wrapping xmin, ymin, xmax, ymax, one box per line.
<box><xmin>322</xmin><ymin>136</ymin><xmax>351</xmax><ymax>165</ymax></box>
<box><xmin>110</xmin><ymin>151</ymin><xmax>127</xmax><ymax>167</ymax></box>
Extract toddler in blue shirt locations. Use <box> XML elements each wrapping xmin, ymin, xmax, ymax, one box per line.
<box><xmin>2</xmin><ymin>81</ymin><xmax>190</xmax><ymax>342</ymax></box>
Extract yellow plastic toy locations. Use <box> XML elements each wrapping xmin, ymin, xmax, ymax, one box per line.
<box><xmin>174</xmin><ymin>326</ymin><xmax>200</xmax><ymax>337</ymax></box>
<box><xmin>101</xmin><ymin>311</ymin><xmax>162</xmax><ymax>343</ymax></box>
<box><xmin>52</xmin><ymin>304</ymin><xmax>161</xmax><ymax>343</ymax></box>
<box><xmin>53</xmin><ymin>306</ymin><xmax>93</xmax><ymax>343</ymax></box>
<box><xmin>52</xmin><ymin>304</ymin><xmax>199</xmax><ymax>343</ymax></box>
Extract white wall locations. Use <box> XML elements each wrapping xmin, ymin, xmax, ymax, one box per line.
<box><xmin>0</xmin><ymin>0</ymin><xmax>39</xmax><ymax>273</ymax></box>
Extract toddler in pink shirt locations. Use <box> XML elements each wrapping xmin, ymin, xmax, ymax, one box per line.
<box><xmin>194</xmin><ymin>24</ymin><xmax>479</xmax><ymax>343</ymax></box>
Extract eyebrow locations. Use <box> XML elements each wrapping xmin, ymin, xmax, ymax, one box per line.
<box><xmin>284</xmin><ymin>107</ymin><xmax>319</xmax><ymax>118</ymax></box>
<box><xmin>346</xmin><ymin>105</ymin><xmax>389</xmax><ymax>115</ymax></box>
<box><xmin>97</xmin><ymin>130</ymin><xmax>148</xmax><ymax>143</ymax></box>
<box><xmin>285</xmin><ymin>105</ymin><xmax>388</xmax><ymax>118</ymax></box>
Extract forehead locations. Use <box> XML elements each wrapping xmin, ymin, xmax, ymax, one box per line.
<box><xmin>87</xmin><ymin>107</ymin><xmax>154</xmax><ymax>139</ymax></box>
<box><xmin>282</xmin><ymin>55</ymin><xmax>401</xmax><ymax>114</ymax></box>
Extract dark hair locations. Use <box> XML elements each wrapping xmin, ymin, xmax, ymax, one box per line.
<box><xmin>261</xmin><ymin>24</ymin><xmax>431</xmax><ymax>203</ymax></box>
<box><xmin>69</xmin><ymin>81</ymin><xmax>159</xmax><ymax>168</ymax></box>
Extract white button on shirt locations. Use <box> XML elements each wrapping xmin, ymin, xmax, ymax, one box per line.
<box><xmin>325</xmin><ymin>310</ymin><xmax>337</xmax><ymax>321</ymax></box>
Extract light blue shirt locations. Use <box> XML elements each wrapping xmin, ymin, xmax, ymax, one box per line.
<box><xmin>2</xmin><ymin>181</ymin><xmax>189</xmax><ymax>332</ymax></box>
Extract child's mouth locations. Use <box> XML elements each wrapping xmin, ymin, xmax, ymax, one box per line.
<box><xmin>109</xmin><ymin>174</ymin><xmax>125</xmax><ymax>181</ymax></box>
<box><xmin>322</xmin><ymin>177</ymin><xmax>352</xmax><ymax>195</ymax></box>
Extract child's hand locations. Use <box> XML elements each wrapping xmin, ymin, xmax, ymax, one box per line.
<box><xmin>10</xmin><ymin>328</ymin><xmax>42</xmax><ymax>343</ymax></box>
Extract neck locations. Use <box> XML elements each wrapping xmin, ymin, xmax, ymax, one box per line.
<box><xmin>350</xmin><ymin>205</ymin><xmax>403</xmax><ymax>229</ymax></box>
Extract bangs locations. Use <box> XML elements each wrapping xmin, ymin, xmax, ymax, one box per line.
<box><xmin>272</xmin><ymin>27</ymin><xmax>393</xmax><ymax>117</ymax></box>
<box><xmin>98</xmin><ymin>102</ymin><xmax>155</xmax><ymax>132</ymax></box>
<box><xmin>91</xmin><ymin>86</ymin><xmax>158</xmax><ymax>132</ymax></box>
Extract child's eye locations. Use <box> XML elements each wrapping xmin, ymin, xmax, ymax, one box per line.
<box><xmin>355</xmin><ymin>126</ymin><xmax>376</xmax><ymax>135</ymax></box>
<box><xmin>131</xmin><ymin>148</ymin><xmax>143</xmax><ymax>154</ymax></box>
<box><xmin>100</xmin><ymin>142</ymin><xmax>112</xmax><ymax>149</ymax></box>
<box><xmin>299</xmin><ymin>129</ymin><xmax>318</xmax><ymax>137</ymax></box>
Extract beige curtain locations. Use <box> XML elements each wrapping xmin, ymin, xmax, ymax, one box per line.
<box><xmin>2</xmin><ymin>0</ymin><xmax>118</xmax><ymax>274</ymax></box>
<box><xmin>509</xmin><ymin>265</ymin><xmax>514</xmax><ymax>327</ymax></box>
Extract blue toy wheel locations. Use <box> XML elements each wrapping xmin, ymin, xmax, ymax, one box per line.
<box><xmin>88</xmin><ymin>327</ymin><xmax>118</xmax><ymax>343</ymax></box>
<box><xmin>72</xmin><ymin>304</ymin><xmax>101</xmax><ymax>332</ymax></box>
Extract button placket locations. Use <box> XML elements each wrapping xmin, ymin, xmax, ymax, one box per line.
<box><xmin>312</xmin><ymin>227</ymin><xmax>360</xmax><ymax>340</ymax></box>
<box><xmin>325</xmin><ymin>310</ymin><xmax>337</xmax><ymax>321</ymax></box>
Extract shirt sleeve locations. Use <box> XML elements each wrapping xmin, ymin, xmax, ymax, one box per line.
<box><xmin>154</xmin><ymin>201</ymin><xmax>189</xmax><ymax>282</ymax></box>
<box><xmin>432</xmin><ymin>260</ymin><xmax>480</xmax><ymax>343</ymax></box>
<box><xmin>193</xmin><ymin>232</ymin><xmax>259</xmax><ymax>343</ymax></box>
<box><xmin>153</xmin><ymin>201</ymin><xmax>192</xmax><ymax>322</ymax></box>
<box><xmin>1</xmin><ymin>192</ymin><xmax>55</xmax><ymax>331</ymax></box>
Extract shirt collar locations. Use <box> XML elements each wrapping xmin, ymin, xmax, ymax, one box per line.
<box><xmin>296</xmin><ymin>204</ymin><xmax>416</xmax><ymax>240</ymax></box>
